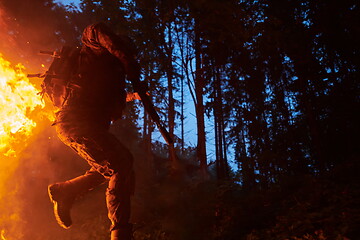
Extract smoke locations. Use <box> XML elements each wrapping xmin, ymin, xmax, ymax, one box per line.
<box><xmin>0</xmin><ymin>2</ymin><xmax>152</xmax><ymax>239</ymax></box>
<box><xmin>9</xmin><ymin>127</ymin><xmax>109</xmax><ymax>240</ymax></box>
<box><xmin>0</xmin><ymin>0</ymin><xmax>80</xmax><ymax>73</ymax></box>
<box><xmin>0</xmin><ymin>2</ymin><xmax>109</xmax><ymax>239</ymax></box>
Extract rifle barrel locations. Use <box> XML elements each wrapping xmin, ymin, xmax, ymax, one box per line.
<box><xmin>138</xmin><ymin>90</ymin><xmax>173</xmax><ymax>145</ymax></box>
<box><xmin>27</xmin><ymin>73</ymin><xmax>43</xmax><ymax>78</ymax></box>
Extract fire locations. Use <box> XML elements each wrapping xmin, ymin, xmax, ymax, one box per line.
<box><xmin>0</xmin><ymin>52</ymin><xmax>50</xmax><ymax>200</ymax></box>
<box><xmin>0</xmin><ymin>53</ymin><xmax>48</xmax><ymax>236</ymax></box>
<box><xmin>1</xmin><ymin>230</ymin><xmax>6</xmax><ymax>240</ymax></box>
<box><xmin>0</xmin><ymin>53</ymin><xmax>45</xmax><ymax>157</ymax></box>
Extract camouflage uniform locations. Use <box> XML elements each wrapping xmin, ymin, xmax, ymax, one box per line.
<box><xmin>49</xmin><ymin>23</ymin><xmax>139</xmax><ymax>240</ymax></box>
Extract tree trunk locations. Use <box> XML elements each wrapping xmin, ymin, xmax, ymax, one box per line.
<box><xmin>143</xmin><ymin>75</ymin><xmax>154</xmax><ymax>170</ymax></box>
<box><xmin>194</xmin><ymin>19</ymin><xmax>208</xmax><ymax>180</ymax></box>
<box><xmin>214</xmin><ymin>67</ymin><xmax>229</xmax><ymax>180</ymax></box>
<box><xmin>163</xmin><ymin>23</ymin><xmax>182</xmax><ymax>174</ymax></box>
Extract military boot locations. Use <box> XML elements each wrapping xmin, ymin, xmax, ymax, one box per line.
<box><xmin>48</xmin><ymin>172</ymin><xmax>106</xmax><ymax>229</ymax></box>
<box><xmin>48</xmin><ymin>182</ymin><xmax>76</xmax><ymax>229</ymax></box>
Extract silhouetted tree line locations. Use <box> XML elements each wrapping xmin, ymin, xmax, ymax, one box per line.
<box><xmin>1</xmin><ymin>0</ymin><xmax>359</xmax><ymax>239</ymax></box>
<box><xmin>2</xmin><ymin>0</ymin><xmax>359</xmax><ymax>186</ymax></box>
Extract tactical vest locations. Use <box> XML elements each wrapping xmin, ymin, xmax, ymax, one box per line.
<box><xmin>40</xmin><ymin>46</ymin><xmax>81</xmax><ymax>108</ymax></box>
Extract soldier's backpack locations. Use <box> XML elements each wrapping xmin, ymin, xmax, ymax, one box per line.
<box><xmin>39</xmin><ymin>46</ymin><xmax>81</xmax><ymax>108</ymax></box>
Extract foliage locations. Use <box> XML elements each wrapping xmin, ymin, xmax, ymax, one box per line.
<box><xmin>245</xmin><ymin>161</ymin><xmax>360</xmax><ymax>240</ymax></box>
<box><xmin>0</xmin><ymin>0</ymin><xmax>359</xmax><ymax>239</ymax></box>
<box><xmin>128</xmin><ymin>157</ymin><xmax>359</xmax><ymax>240</ymax></box>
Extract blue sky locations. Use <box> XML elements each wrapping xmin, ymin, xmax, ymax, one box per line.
<box><xmin>55</xmin><ymin>0</ymin><xmax>80</xmax><ymax>7</ymax></box>
<box><xmin>54</xmin><ymin>0</ymin><xmax>203</xmax><ymax>148</ymax></box>
<box><xmin>53</xmin><ymin>0</ymin><xmax>238</xmax><ymax>171</ymax></box>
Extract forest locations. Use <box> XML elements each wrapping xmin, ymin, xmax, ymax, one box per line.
<box><xmin>0</xmin><ymin>0</ymin><xmax>359</xmax><ymax>239</ymax></box>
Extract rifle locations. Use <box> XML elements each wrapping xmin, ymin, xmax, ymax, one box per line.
<box><xmin>29</xmin><ymin>47</ymin><xmax>173</xmax><ymax>144</ymax></box>
<box><xmin>28</xmin><ymin>46</ymin><xmax>81</xmax><ymax>107</ymax></box>
<box><xmin>27</xmin><ymin>47</ymin><xmax>79</xmax><ymax>82</ymax></box>
<box><xmin>135</xmin><ymin>83</ymin><xmax>173</xmax><ymax>145</ymax></box>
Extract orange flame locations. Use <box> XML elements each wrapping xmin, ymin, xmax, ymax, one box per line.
<box><xmin>0</xmin><ymin>53</ymin><xmax>45</xmax><ymax>157</ymax></box>
<box><xmin>0</xmin><ymin>53</ymin><xmax>51</xmax><ymax>200</ymax></box>
<box><xmin>1</xmin><ymin>230</ymin><xmax>6</xmax><ymax>240</ymax></box>
<box><xmin>0</xmin><ymin>53</ymin><xmax>50</xmax><ymax>240</ymax></box>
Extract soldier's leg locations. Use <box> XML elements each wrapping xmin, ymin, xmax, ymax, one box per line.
<box><xmin>86</xmin><ymin>132</ymin><xmax>135</xmax><ymax>239</ymax></box>
<box><xmin>107</xmin><ymin>171</ymin><xmax>134</xmax><ymax>240</ymax></box>
<box><xmin>76</xmin><ymin>132</ymin><xmax>135</xmax><ymax>240</ymax></box>
<box><xmin>48</xmin><ymin>169</ymin><xmax>107</xmax><ymax>229</ymax></box>
<box><xmin>55</xmin><ymin>121</ymin><xmax>135</xmax><ymax>239</ymax></box>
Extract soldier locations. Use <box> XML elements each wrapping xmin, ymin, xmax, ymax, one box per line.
<box><xmin>47</xmin><ymin>22</ymin><xmax>142</xmax><ymax>240</ymax></box>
